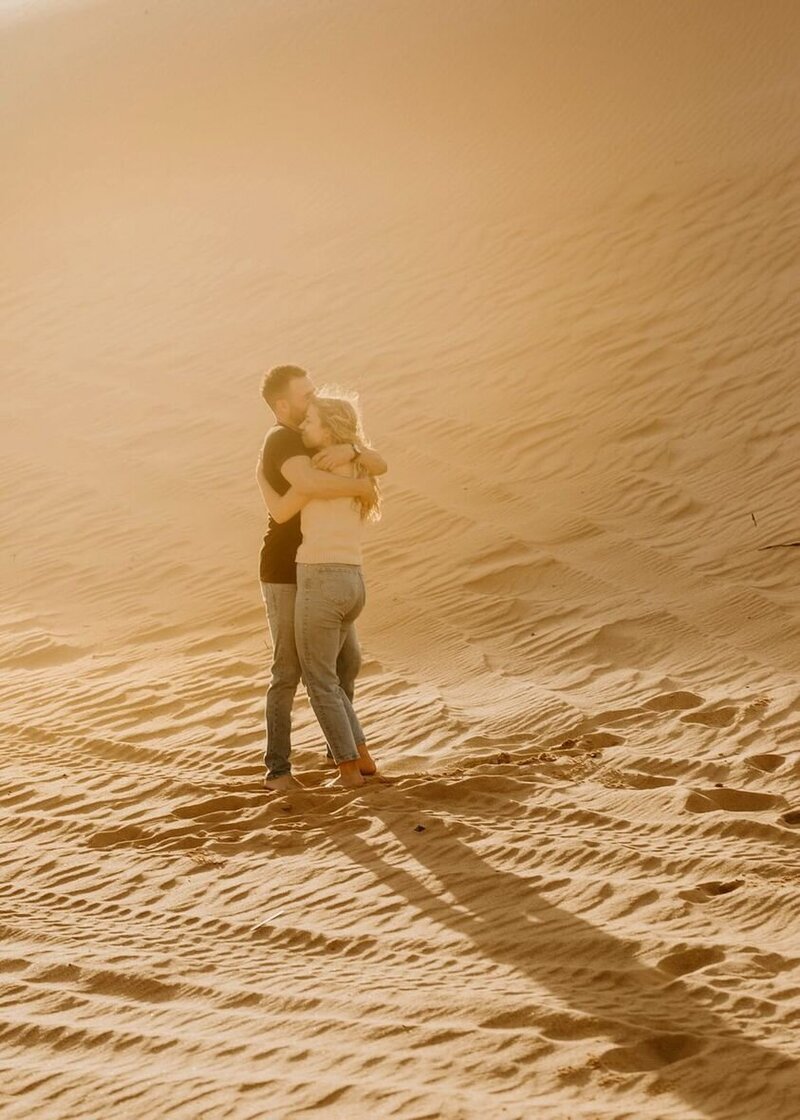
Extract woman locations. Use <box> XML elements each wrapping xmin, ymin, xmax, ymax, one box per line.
<box><xmin>258</xmin><ymin>392</ymin><xmax>381</xmax><ymax>788</ymax></box>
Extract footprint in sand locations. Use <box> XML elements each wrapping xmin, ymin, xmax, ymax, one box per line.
<box><xmin>657</xmin><ymin>945</ymin><xmax>725</xmax><ymax>977</ymax></box>
<box><xmin>681</xmin><ymin>705</ymin><xmax>738</xmax><ymax>728</ymax></box>
<box><xmin>684</xmin><ymin>787</ymin><xmax>784</xmax><ymax>813</ymax></box>
<box><xmin>646</xmin><ymin>691</ymin><xmax>763</xmax><ymax>728</ymax></box>
<box><xmin>600</xmin><ymin>1033</ymin><xmax>705</xmax><ymax>1072</ymax></box>
<box><xmin>746</xmin><ymin>753</ymin><xmax>786</xmax><ymax>773</ymax></box>
<box><xmin>741</xmin><ymin>695</ymin><xmax>771</xmax><ymax>718</ymax></box>
<box><xmin>679</xmin><ymin>880</ymin><xmax>745</xmax><ymax>903</ymax></box>
<box><xmin>644</xmin><ymin>691</ymin><xmax>704</xmax><ymax>712</ymax></box>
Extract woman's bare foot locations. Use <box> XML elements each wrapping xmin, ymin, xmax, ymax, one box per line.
<box><xmin>264</xmin><ymin>773</ymin><xmax>303</xmax><ymax>793</ymax></box>
<box><xmin>338</xmin><ymin>760</ymin><xmax>365</xmax><ymax>788</ymax></box>
<box><xmin>356</xmin><ymin>743</ymin><xmax>377</xmax><ymax>776</ymax></box>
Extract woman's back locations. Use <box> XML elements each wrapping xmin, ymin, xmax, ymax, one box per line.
<box><xmin>296</xmin><ymin>495</ymin><xmax>362</xmax><ymax>565</ymax></box>
<box><xmin>296</xmin><ymin>464</ymin><xmax>363</xmax><ymax>565</ymax></box>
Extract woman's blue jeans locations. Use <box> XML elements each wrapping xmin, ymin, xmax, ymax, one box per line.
<box><xmin>260</xmin><ymin>580</ymin><xmax>361</xmax><ymax>779</ymax></box>
<box><xmin>295</xmin><ymin>564</ymin><xmax>367</xmax><ymax>766</ymax></box>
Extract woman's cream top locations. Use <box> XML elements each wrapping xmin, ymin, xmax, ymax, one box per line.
<box><xmin>296</xmin><ymin>483</ymin><xmax>364</xmax><ymax>566</ymax></box>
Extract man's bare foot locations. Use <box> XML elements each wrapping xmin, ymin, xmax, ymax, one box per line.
<box><xmin>338</xmin><ymin>760</ymin><xmax>365</xmax><ymax>788</ymax></box>
<box><xmin>264</xmin><ymin>773</ymin><xmax>303</xmax><ymax>792</ymax></box>
<box><xmin>356</xmin><ymin>743</ymin><xmax>377</xmax><ymax>776</ymax></box>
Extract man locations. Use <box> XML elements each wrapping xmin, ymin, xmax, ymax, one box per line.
<box><xmin>255</xmin><ymin>365</ymin><xmax>388</xmax><ymax>791</ymax></box>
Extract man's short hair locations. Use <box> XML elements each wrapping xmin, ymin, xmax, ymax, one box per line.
<box><xmin>261</xmin><ymin>365</ymin><xmax>308</xmax><ymax>408</ymax></box>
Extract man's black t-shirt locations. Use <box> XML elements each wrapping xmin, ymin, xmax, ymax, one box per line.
<box><xmin>258</xmin><ymin>425</ymin><xmax>310</xmax><ymax>584</ymax></box>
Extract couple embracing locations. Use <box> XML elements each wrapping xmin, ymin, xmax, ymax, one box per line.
<box><xmin>255</xmin><ymin>365</ymin><xmax>388</xmax><ymax>791</ymax></box>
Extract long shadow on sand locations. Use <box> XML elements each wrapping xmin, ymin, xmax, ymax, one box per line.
<box><xmin>327</xmin><ymin>791</ymin><xmax>797</xmax><ymax>1120</ymax></box>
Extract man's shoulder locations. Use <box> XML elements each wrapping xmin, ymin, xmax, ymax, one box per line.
<box><xmin>263</xmin><ymin>424</ymin><xmax>306</xmax><ymax>460</ymax></box>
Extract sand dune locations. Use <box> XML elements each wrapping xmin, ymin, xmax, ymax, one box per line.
<box><xmin>2</xmin><ymin>1</ymin><xmax>800</xmax><ymax>1117</ymax></box>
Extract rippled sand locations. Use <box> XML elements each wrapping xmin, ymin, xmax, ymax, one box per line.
<box><xmin>2</xmin><ymin>2</ymin><xmax>799</xmax><ymax>1117</ymax></box>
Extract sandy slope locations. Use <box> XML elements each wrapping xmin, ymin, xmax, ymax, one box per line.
<box><xmin>2</xmin><ymin>1</ymin><xmax>799</xmax><ymax>1117</ymax></box>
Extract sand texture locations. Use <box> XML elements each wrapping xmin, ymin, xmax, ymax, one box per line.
<box><xmin>2</xmin><ymin>1</ymin><xmax>800</xmax><ymax>1117</ymax></box>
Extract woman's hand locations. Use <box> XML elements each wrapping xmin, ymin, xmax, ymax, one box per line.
<box><xmin>358</xmin><ymin>476</ymin><xmax>379</xmax><ymax>501</ymax></box>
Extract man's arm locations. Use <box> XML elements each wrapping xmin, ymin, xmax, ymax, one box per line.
<box><xmin>281</xmin><ymin>455</ymin><xmax>376</xmax><ymax>499</ymax></box>
<box><xmin>255</xmin><ymin>460</ymin><xmax>309</xmax><ymax>523</ymax></box>
<box><xmin>311</xmin><ymin>444</ymin><xmax>388</xmax><ymax>476</ymax></box>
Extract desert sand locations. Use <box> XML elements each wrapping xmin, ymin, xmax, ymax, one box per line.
<box><xmin>2</xmin><ymin>1</ymin><xmax>799</xmax><ymax>1117</ymax></box>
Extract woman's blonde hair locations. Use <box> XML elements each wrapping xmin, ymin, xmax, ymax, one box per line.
<box><xmin>313</xmin><ymin>389</ymin><xmax>381</xmax><ymax>521</ymax></box>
